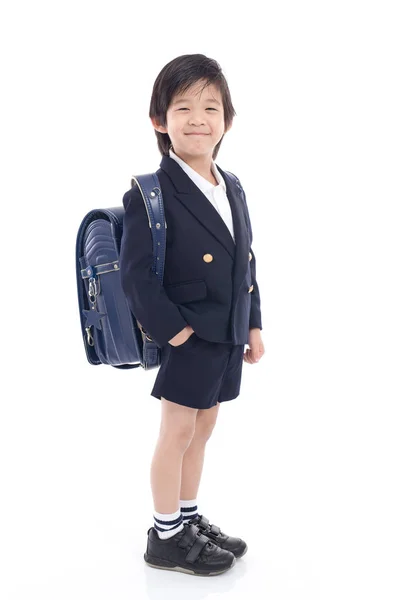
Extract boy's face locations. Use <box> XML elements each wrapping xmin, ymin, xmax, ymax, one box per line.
<box><xmin>152</xmin><ymin>80</ymin><xmax>231</xmax><ymax>160</ymax></box>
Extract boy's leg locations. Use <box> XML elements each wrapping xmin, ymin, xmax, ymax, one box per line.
<box><xmin>180</xmin><ymin>402</ymin><xmax>220</xmax><ymax>501</ymax></box>
<box><xmin>151</xmin><ymin>398</ymin><xmax>198</xmax><ymax>514</ymax></box>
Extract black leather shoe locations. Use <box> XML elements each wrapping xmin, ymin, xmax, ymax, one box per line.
<box><xmin>188</xmin><ymin>514</ymin><xmax>248</xmax><ymax>558</ymax></box>
<box><xmin>144</xmin><ymin>522</ymin><xmax>236</xmax><ymax>576</ymax></box>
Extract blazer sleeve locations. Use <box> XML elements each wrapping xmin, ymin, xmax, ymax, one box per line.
<box><xmin>241</xmin><ymin>186</ymin><xmax>263</xmax><ymax>331</ymax></box>
<box><xmin>119</xmin><ymin>185</ymin><xmax>189</xmax><ymax>347</ymax></box>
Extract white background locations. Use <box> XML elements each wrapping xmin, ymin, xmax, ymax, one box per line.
<box><xmin>1</xmin><ymin>1</ymin><xmax>399</xmax><ymax>598</ymax></box>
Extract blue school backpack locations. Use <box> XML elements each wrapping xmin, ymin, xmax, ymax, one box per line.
<box><xmin>76</xmin><ymin>171</ymin><xmax>241</xmax><ymax>370</ymax></box>
<box><xmin>75</xmin><ymin>174</ymin><xmax>167</xmax><ymax>370</ymax></box>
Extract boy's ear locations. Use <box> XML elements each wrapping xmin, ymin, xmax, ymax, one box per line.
<box><xmin>225</xmin><ymin>122</ymin><xmax>232</xmax><ymax>133</ymax></box>
<box><xmin>150</xmin><ymin>116</ymin><xmax>167</xmax><ymax>134</ymax></box>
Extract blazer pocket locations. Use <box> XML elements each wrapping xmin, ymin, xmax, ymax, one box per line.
<box><xmin>164</xmin><ymin>279</ymin><xmax>207</xmax><ymax>304</ymax></box>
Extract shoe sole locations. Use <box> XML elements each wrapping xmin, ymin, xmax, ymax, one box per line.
<box><xmin>144</xmin><ymin>552</ymin><xmax>236</xmax><ymax>576</ymax></box>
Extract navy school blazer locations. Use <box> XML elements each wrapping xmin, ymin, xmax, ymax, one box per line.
<box><xmin>119</xmin><ymin>154</ymin><xmax>262</xmax><ymax>348</ymax></box>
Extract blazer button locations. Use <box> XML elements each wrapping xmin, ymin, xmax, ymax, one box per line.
<box><xmin>249</xmin><ymin>252</ymin><xmax>252</xmax><ymax>261</ymax></box>
<box><xmin>203</xmin><ymin>253</ymin><xmax>213</xmax><ymax>263</ymax></box>
<box><xmin>248</xmin><ymin>284</ymin><xmax>254</xmax><ymax>293</ymax></box>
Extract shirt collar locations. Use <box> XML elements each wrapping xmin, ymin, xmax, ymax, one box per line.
<box><xmin>169</xmin><ymin>147</ymin><xmax>226</xmax><ymax>194</ymax></box>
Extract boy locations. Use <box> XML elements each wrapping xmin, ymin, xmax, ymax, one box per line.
<box><xmin>120</xmin><ymin>54</ymin><xmax>264</xmax><ymax>576</ymax></box>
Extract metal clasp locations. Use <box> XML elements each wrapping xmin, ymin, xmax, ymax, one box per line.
<box><xmin>85</xmin><ymin>326</ymin><xmax>94</xmax><ymax>346</ymax></box>
<box><xmin>88</xmin><ymin>276</ymin><xmax>98</xmax><ymax>302</ymax></box>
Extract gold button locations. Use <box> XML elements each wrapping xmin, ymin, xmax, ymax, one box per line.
<box><xmin>248</xmin><ymin>284</ymin><xmax>254</xmax><ymax>293</ymax></box>
<box><xmin>203</xmin><ymin>253</ymin><xmax>213</xmax><ymax>263</ymax></box>
<box><xmin>249</xmin><ymin>252</ymin><xmax>252</xmax><ymax>261</ymax></box>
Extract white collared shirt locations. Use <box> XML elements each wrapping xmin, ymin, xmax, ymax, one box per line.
<box><xmin>169</xmin><ymin>147</ymin><xmax>235</xmax><ymax>243</ymax></box>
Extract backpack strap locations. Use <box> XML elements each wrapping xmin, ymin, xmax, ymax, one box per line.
<box><xmin>130</xmin><ymin>173</ymin><xmax>167</xmax><ymax>284</ymax></box>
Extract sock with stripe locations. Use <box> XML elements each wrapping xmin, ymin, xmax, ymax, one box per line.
<box><xmin>179</xmin><ymin>498</ymin><xmax>199</xmax><ymax>524</ymax></box>
<box><xmin>153</xmin><ymin>508</ymin><xmax>184</xmax><ymax>540</ymax></box>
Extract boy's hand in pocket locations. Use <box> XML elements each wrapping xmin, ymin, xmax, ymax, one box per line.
<box><xmin>169</xmin><ymin>325</ymin><xmax>194</xmax><ymax>347</ymax></box>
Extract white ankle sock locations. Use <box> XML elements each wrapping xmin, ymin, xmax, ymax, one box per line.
<box><xmin>153</xmin><ymin>508</ymin><xmax>184</xmax><ymax>540</ymax></box>
<box><xmin>179</xmin><ymin>498</ymin><xmax>199</xmax><ymax>523</ymax></box>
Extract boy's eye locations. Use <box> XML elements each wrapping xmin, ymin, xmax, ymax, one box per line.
<box><xmin>178</xmin><ymin>108</ymin><xmax>217</xmax><ymax>111</ymax></box>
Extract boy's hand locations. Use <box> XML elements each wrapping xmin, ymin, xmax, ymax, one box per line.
<box><xmin>169</xmin><ymin>325</ymin><xmax>194</xmax><ymax>347</ymax></box>
<box><xmin>243</xmin><ymin>328</ymin><xmax>265</xmax><ymax>364</ymax></box>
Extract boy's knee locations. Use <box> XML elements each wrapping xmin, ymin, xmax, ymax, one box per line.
<box><xmin>194</xmin><ymin>404</ymin><xmax>219</xmax><ymax>441</ymax></box>
<box><xmin>159</xmin><ymin>417</ymin><xmax>196</xmax><ymax>451</ymax></box>
<box><xmin>176</xmin><ymin>424</ymin><xmax>197</xmax><ymax>450</ymax></box>
<box><xmin>195</xmin><ymin>421</ymin><xmax>216</xmax><ymax>442</ymax></box>
<box><xmin>159</xmin><ymin>427</ymin><xmax>195</xmax><ymax>452</ymax></box>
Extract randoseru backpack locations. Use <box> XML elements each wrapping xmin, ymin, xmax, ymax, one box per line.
<box><xmin>75</xmin><ymin>174</ymin><xmax>166</xmax><ymax>370</ymax></box>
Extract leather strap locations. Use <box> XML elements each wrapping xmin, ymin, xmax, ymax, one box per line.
<box><xmin>177</xmin><ymin>524</ymin><xmax>198</xmax><ymax>549</ymax></box>
<box><xmin>198</xmin><ymin>516</ymin><xmax>221</xmax><ymax>537</ymax></box>
<box><xmin>177</xmin><ymin>524</ymin><xmax>210</xmax><ymax>564</ymax></box>
<box><xmin>185</xmin><ymin>532</ymin><xmax>210</xmax><ymax>564</ymax></box>
<box><xmin>210</xmin><ymin>523</ymin><xmax>220</xmax><ymax>536</ymax></box>
<box><xmin>198</xmin><ymin>516</ymin><xmax>209</xmax><ymax>529</ymax></box>
<box><xmin>131</xmin><ymin>174</ymin><xmax>167</xmax><ymax>284</ymax></box>
<box><xmin>80</xmin><ymin>260</ymin><xmax>119</xmax><ymax>279</ymax></box>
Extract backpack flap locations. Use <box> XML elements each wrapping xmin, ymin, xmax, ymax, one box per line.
<box><xmin>76</xmin><ymin>206</ymin><xmax>142</xmax><ymax>369</ymax></box>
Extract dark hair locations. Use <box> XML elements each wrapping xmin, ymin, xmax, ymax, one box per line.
<box><xmin>149</xmin><ymin>54</ymin><xmax>236</xmax><ymax>160</ymax></box>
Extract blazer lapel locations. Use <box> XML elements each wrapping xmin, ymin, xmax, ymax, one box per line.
<box><xmin>159</xmin><ymin>155</ymin><xmax>249</xmax><ymax>269</ymax></box>
<box><xmin>217</xmin><ymin>165</ymin><xmax>251</xmax><ymax>297</ymax></box>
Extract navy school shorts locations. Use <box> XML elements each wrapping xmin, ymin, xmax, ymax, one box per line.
<box><xmin>150</xmin><ymin>332</ymin><xmax>245</xmax><ymax>410</ymax></box>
